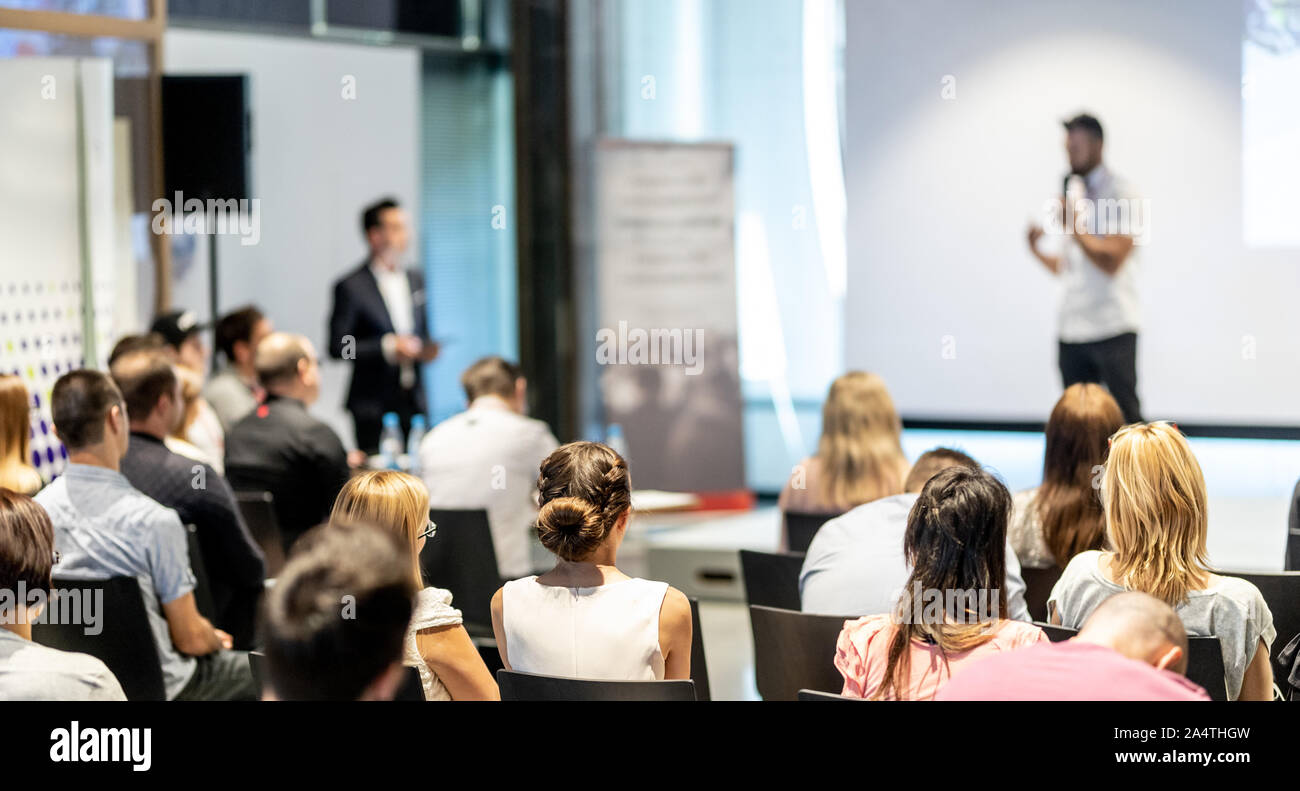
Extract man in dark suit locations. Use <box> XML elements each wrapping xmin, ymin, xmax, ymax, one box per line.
<box><xmin>225</xmin><ymin>333</ymin><xmax>352</xmax><ymax>553</ymax></box>
<box><xmin>328</xmin><ymin>197</ymin><xmax>438</xmax><ymax>454</ymax></box>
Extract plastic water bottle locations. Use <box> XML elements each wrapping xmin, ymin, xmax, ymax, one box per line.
<box><xmin>605</xmin><ymin>423</ymin><xmax>629</xmax><ymax>461</ymax></box>
<box><xmin>379</xmin><ymin>412</ymin><xmax>403</xmax><ymax>470</ymax></box>
<box><xmin>406</xmin><ymin>414</ymin><xmax>426</xmax><ymax>475</ymax></box>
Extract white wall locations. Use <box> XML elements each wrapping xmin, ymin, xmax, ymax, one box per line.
<box><xmin>165</xmin><ymin>29</ymin><xmax>420</xmax><ymax>446</ymax></box>
<box><xmin>844</xmin><ymin>0</ymin><xmax>1300</xmax><ymax>425</ymax></box>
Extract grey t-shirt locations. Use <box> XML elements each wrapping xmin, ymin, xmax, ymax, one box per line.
<box><xmin>798</xmin><ymin>492</ymin><xmax>1031</xmax><ymax>622</ymax></box>
<box><xmin>1048</xmin><ymin>550</ymin><xmax>1276</xmax><ymax>700</ymax></box>
<box><xmin>0</xmin><ymin>629</ymin><xmax>126</xmax><ymax>701</ymax></box>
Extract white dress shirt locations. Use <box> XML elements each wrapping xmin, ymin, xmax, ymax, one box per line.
<box><xmin>370</xmin><ymin>260</ymin><xmax>417</xmax><ymax>389</ymax></box>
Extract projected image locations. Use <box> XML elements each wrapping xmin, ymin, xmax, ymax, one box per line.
<box><xmin>1243</xmin><ymin>0</ymin><xmax>1300</xmax><ymax>248</ymax></box>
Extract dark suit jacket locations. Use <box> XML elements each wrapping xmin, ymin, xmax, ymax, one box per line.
<box><xmin>327</xmin><ymin>261</ymin><xmax>431</xmax><ymax>419</ymax></box>
<box><xmin>224</xmin><ymin>395</ymin><xmax>352</xmax><ymax>552</ymax></box>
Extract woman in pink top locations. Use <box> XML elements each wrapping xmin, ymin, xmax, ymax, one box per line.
<box><xmin>835</xmin><ymin>465</ymin><xmax>1048</xmax><ymax>699</ymax></box>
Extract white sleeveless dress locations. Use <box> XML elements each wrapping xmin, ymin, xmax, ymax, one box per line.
<box><xmin>502</xmin><ymin>576</ymin><xmax>670</xmax><ymax>680</ymax></box>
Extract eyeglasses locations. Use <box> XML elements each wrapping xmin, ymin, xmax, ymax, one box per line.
<box><xmin>52</xmin><ymin>549</ymin><xmax>61</xmax><ymax>565</ymax></box>
<box><xmin>418</xmin><ymin>520</ymin><xmax>437</xmax><ymax>541</ymax></box>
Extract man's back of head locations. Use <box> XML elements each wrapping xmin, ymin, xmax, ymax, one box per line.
<box><xmin>261</xmin><ymin>521</ymin><xmax>416</xmax><ymax>701</ymax></box>
<box><xmin>110</xmin><ymin>350</ymin><xmax>179</xmax><ymax>436</ymax></box>
<box><xmin>903</xmin><ymin>447</ymin><xmax>979</xmax><ymax>493</ymax></box>
<box><xmin>1077</xmin><ymin>591</ymin><xmax>1190</xmax><ymax>675</ymax></box>
<box><xmin>50</xmin><ymin>370</ymin><xmax>127</xmax><ymax>457</ymax></box>
<box><xmin>460</xmin><ymin>356</ymin><xmax>524</xmax><ymax>409</ymax></box>
<box><xmin>254</xmin><ymin>332</ymin><xmax>316</xmax><ymax>404</ymax></box>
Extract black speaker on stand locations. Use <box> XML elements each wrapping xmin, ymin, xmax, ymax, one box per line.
<box><xmin>161</xmin><ymin>75</ymin><xmax>250</xmax><ymax>366</ymax></box>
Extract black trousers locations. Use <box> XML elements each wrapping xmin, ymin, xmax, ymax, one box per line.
<box><xmin>1058</xmin><ymin>332</ymin><xmax>1142</xmax><ymax>423</ymax></box>
<box><xmin>352</xmin><ymin>386</ymin><xmax>422</xmax><ymax>455</ymax></box>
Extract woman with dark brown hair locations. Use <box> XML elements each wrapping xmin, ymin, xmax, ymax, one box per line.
<box><xmin>489</xmin><ymin>441</ymin><xmax>692</xmax><ymax>680</ymax></box>
<box><xmin>0</xmin><ymin>376</ymin><xmax>42</xmax><ymax>496</ymax></box>
<box><xmin>834</xmin><ymin>466</ymin><xmax>1047</xmax><ymax>699</ymax></box>
<box><xmin>1008</xmin><ymin>383</ymin><xmax>1124</xmax><ymax>569</ymax></box>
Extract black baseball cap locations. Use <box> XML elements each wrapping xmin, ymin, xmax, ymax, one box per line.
<box><xmin>150</xmin><ymin>310</ymin><xmax>208</xmax><ymax>349</ymax></box>
<box><xmin>1063</xmin><ymin>113</ymin><xmax>1104</xmax><ymax>141</ymax></box>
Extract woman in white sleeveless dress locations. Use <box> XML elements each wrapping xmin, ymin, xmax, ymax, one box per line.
<box><xmin>332</xmin><ymin>471</ymin><xmax>500</xmax><ymax>700</ymax></box>
<box><xmin>490</xmin><ymin>441</ymin><xmax>693</xmax><ymax>680</ymax></box>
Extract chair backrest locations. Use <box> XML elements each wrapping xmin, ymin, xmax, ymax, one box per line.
<box><xmin>739</xmin><ymin>549</ymin><xmax>804</xmax><ymax>612</ymax></box>
<box><xmin>749</xmin><ymin>605</ymin><xmax>852</xmax><ymax>701</ymax></box>
<box><xmin>1217</xmin><ymin>571</ymin><xmax>1300</xmax><ymax>663</ymax></box>
<box><xmin>496</xmin><ymin>669</ymin><xmax>696</xmax><ymax>701</ymax></box>
<box><xmin>688</xmin><ymin>597</ymin><xmax>711</xmax><ymax>701</ymax></box>
<box><xmin>1185</xmin><ymin>636</ymin><xmax>1228</xmax><ymax>701</ymax></box>
<box><xmin>250</xmin><ymin>650</ymin><xmax>424</xmax><ymax>700</ymax></box>
<box><xmin>183</xmin><ymin>524</ymin><xmax>217</xmax><ymax>619</ymax></box>
<box><xmin>32</xmin><ymin>576</ymin><xmax>166</xmax><ymax>701</ymax></box>
<box><xmin>785</xmin><ymin>512</ymin><xmax>835</xmax><ymax>554</ymax></box>
<box><xmin>233</xmin><ymin>490</ymin><xmax>286</xmax><ymax>577</ymax></box>
<box><xmin>1020</xmin><ymin>565</ymin><xmax>1063</xmax><ymax>623</ymax></box>
<box><xmin>420</xmin><ymin>508</ymin><xmax>501</xmax><ymax>635</ymax></box>
<box><xmin>1032</xmin><ymin>621</ymin><xmax>1077</xmax><ymax>643</ymax></box>
<box><xmin>472</xmin><ymin>635</ymin><xmax>505</xmax><ymax>678</ymax></box>
<box><xmin>797</xmin><ymin>688</ymin><xmax>867</xmax><ymax>702</ymax></box>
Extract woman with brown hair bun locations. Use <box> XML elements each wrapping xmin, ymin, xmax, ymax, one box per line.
<box><xmin>490</xmin><ymin>441</ymin><xmax>692</xmax><ymax>680</ymax></box>
<box><xmin>1008</xmin><ymin>383</ymin><xmax>1124</xmax><ymax>569</ymax></box>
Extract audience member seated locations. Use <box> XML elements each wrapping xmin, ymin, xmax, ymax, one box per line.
<box><xmin>1048</xmin><ymin>421</ymin><xmax>1275</xmax><ymax>700</ymax></box>
<box><xmin>801</xmin><ymin>448</ymin><xmax>1031</xmax><ymax>621</ymax></box>
<box><xmin>331</xmin><ymin>471</ymin><xmax>499</xmax><ymax>700</ymax></box>
<box><xmin>151</xmin><ymin>311</ymin><xmax>225</xmax><ymax>468</ymax></box>
<box><xmin>778</xmin><ymin>371</ymin><xmax>909</xmax><ymax>549</ymax></box>
<box><xmin>1008</xmin><ymin>383</ymin><xmax>1124</xmax><ymax>569</ymax></box>
<box><xmin>107</xmin><ymin>332</ymin><xmax>168</xmax><ymax>367</ymax></box>
<box><xmin>166</xmin><ymin>366</ymin><xmax>223</xmax><ymax>473</ymax></box>
<box><xmin>224</xmin><ymin>333</ymin><xmax>352</xmax><ymax>551</ymax></box>
<box><xmin>35</xmin><ymin>370</ymin><xmax>256</xmax><ymax>700</ymax></box>
<box><xmin>0</xmin><ymin>375</ymin><xmax>42</xmax><ymax>496</ymax></box>
<box><xmin>419</xmin><ymin>356</ymin><xmax>559</xmax><ymax>579</ymax></box>
<box><xmin>261</xmin><ymin>521</ymin><xmax>415</xmax><ymax>701</ymax></box>
<box><xmin>0</xmin><ymin>488</ymin><xmax>126</xmax><ymax>700</ymax></box>
<box><xmin>937</xmin><ymin>591</ymin><xmax>1209</xmax><ymax>700</ymax></box>
<box><xmin>835</xmin><ymin>466</ymin><xmax>1048</xmax><ymax>699</ymax></box>
<box><xmin>490</xmin><ymin>441</ymin><xmax>691</xmax><ymax>680</ymax></box>
<box><xmin>111</xmin><ymin>350</ymin><xmax>266</xmax><ymax>641</ymax></box>
<box><xmin>205</xmin><ymin>305</ymin><xmax>272</xmax><ymax>432</ymax></box>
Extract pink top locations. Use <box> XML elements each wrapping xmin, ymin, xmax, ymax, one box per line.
<box><xmin>835</xmin><ymin>614</ymin><xmax>1048</xmax><ymax>700</ymax></box>
<box><xmin>934</xmin><ymin>640</ymin><xmax>1211</xmax><ymax>701</ymax></box>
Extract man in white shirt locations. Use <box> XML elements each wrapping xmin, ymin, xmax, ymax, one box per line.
<box><xmin>799</xmin><ymin>447</ymin><xmax>1031</xmax><ymax>622</ymax></box>
<box><xmin>328</xmin><ymin>197</ymin><xmax>439</xmax><ymax>454</ymax></box>
<box><xmin>420</xmin><ymin>357</ymin><xmax>560</xmax><ymax>580</ymax></box>
<box><xmin>1027</xmin><ymin>113</ymin><xmax>1143</xmax><ymax>422</ymax></box>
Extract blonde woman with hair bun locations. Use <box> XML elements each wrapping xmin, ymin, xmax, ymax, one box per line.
<box><xmin>779</xmin><ymin>372</ymin><xmax>910</xmax><ymax>547</ymax></box>
<box><xmin>331</xmin><ymin>470</ymin><xmax>499</xmax><ymax>701</ymax></box>
<box><xmin>1047</xmin><ymin>422</ymin><xmax>1276</xmax><ymax>700</ymax></box>
<box><xmin>490</xmin><ymin>441</ymin><xmax>692</xmax><ymax>681</ymax></box>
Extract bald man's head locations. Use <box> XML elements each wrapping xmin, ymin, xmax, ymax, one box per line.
<box><xmin>255</xmin><ymin>332</ymin><xmax>320</xmax><ymax>404</ymax></box>
<box><xmin>1076</xmin><ymin>591</ymin><xmax>1190</xmax><ymax>675</ymax></box>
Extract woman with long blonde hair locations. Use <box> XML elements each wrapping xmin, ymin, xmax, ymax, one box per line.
<box><xmin>780</xmin><ymin>372</ymin><xmax>909</xmax><ymax>536</ymax></box>
<box><xmin>0</xmin><ymin>375</ymin><xmax>42</xmax><ymax>496</ymax></box>
<box><xmin>331</xmin><ymin>470</ymin><xmax>499</xmax><ymax>700</ymax></box>
<box><xmin>1048</xmin><ymin>422</ymin><xmax>1276</xmax><ymax>700</ymax></box>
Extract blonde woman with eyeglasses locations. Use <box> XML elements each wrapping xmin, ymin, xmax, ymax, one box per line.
<box><xmin>1047</xmin><ymin>422</ymin><xmax>1276</xmax><ymax>700</ymax></box>
<box><xmin>331</xmin><ymin>471</ymin><xmax>500</xmax><ymax>700</ymax></box>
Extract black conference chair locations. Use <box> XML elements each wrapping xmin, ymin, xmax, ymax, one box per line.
<box><xmin>233</xmin><ymin>490</ymin><xmax>287</xmax><ymax>578</ymax></box>
<box><xmin>739</xmin><ymin>549</ymin><xmax>804</xmax><ymax>612</ymax></box>
<box><xmin>183</xmin><ymin>524</ymin><xmax>217</xmax><ymax>620</ymax></box>
<box><xmin>1186</xmin><ymin>636</ymin><xmax>1228</xmax><ymax>701</ymax></box>
<box><xmin>785</xmin><ymin>512</ymin><xmax>835</xmax><ymax>554</ymax></box>
<box><xmin>749</xmin><ymin>605</ymin><xmax>853</xmax><ymax>701</ymax></box>
<box><xmin>420</xmin><ymin>508</ymin><xmax>502</xmax><ymax>638</ymax></box>
<box><xmin>688</xmin><ymin>597</ymin><xmax>711</xmax><ymax>701</ymax></box>
<box><xmin>797</xmin><ymin>689</ymin><xmax>867</xmax><ymax>702</ymax></box>
<box><xmin>496</xmin><ymin>669</ymin><xmax>696</xmax><ymax>702</ymax></box>
<box><xmin>249</xmin><ymin>651</ymin><xmax>425</xmax><ymax>700</ymax></box>
<box><xmin>1218</xmin><ymin>570</ymin><xmax>1300</xmax><ymax>676</ymax></box>
<box><xmin>1033</xmin><ymin>621</ymin><xmax>1077</xmax><ymax>643</ymax></box>
<box><xmin>33</xmin><ymin>576</ymin><xmax>166</xmax><ymax>701</ymax></box>
<box><xmin>1020</xmin><ymin>565</ymin><xmax>1063</xmax><ymax>623</ymax></box>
